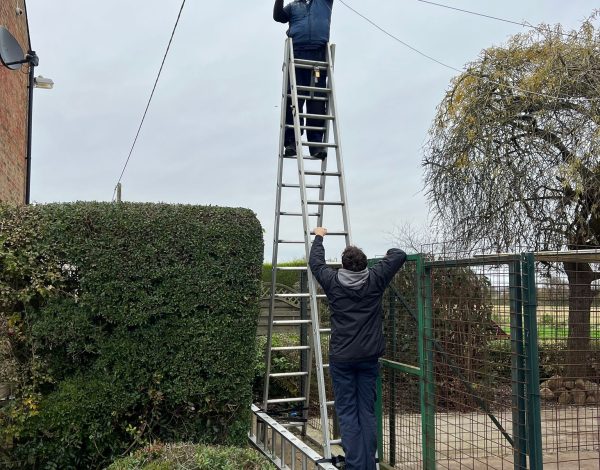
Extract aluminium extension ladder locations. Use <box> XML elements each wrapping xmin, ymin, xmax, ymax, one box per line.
<box><xmin>263</xmin><ymin>38</ymin><xmax>352</xmax><ymax>462</ymax></box>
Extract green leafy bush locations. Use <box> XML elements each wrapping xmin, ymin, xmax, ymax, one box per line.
<box><xmin>107</xmin><ymin>442</ymin><xmax>275</xmax><ymax>470</ymax></box>
<box><xmin>261</xmin><ymin>260</ymin><xmax>305</xmax><ymax>288</ymax></box>
<box><xmin>0</xmin><ymin>203</ymin><xmax>263</xmax><ymax>469</ymax></box>
<box><xmin>390</xmin><ymin>260</ymin><xmax>497</xmax><ymax>410</ymax></box>
<box><xmin>488</xmin><ymin>339</ymin><xmax>600</xmax><ymax>382</ymax></box>
<box><xmin>253</xmin><ymin>334</ymin><xmax>302</xmax><ymax>402</ymax></box>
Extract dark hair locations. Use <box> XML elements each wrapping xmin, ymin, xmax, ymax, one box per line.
<box><xmin>341</xmin><ymin>245</ymin><xmax>367</xmax><ymax>272</ymax></box>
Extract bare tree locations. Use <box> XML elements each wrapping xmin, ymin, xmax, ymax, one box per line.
<box><xmin>424</xmin><ymin>15</ymin><xmax>600</xmax><ymax>378</ymax></box>
<box><xmin>387</xmin><ymin>222</ymin><xmax>438</xmax><ymax>254</ymax></box>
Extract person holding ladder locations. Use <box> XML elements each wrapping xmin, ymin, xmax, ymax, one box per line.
<box><xmin>310</xmin><ymin>227</ymin><xmax>407</xmax><ymax>469</ymax></box>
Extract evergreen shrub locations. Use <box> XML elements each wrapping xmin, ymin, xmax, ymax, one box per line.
<box><xmin>261</xmin><ymin>260</ymin><xmax>305</xmax><ymax>289</ymax></box>
<box><xmin>0</xmin><ymin>202</ymin><xmax>263</xmax><ymax>469</ymax></box>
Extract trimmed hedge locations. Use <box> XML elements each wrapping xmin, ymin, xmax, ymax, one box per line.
<box><xmin>0</xmin><ymin>202</ymin><xmax>263</xmax><ymax>469</ymax></box>
<box><xmin>261</xmin><ymin>260</ymin><xmax>305</xmax><ymax>289</ymax></box>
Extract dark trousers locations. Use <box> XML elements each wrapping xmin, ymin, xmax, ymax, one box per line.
<box><xmin>330</xmin><ymin>359</ymin><xmax>379</xmax><ymax>470</ymax></box>
<box><xmin>285</xmin><ymin>47</ymin><xmax>329</xmax><ymax>149</ymax></box>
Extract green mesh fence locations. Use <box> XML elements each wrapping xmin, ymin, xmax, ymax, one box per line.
<box><xmin>379</xmin><ymin>250</ymin><xmax>600</xmax><ymax>469</ymax></box>
<box><xmin>261</xmin><ymin>249</ymin><xmax>600</xmax><ymax>469</ymax></box>
<box><xmin>530</xmin><ymin>253</ymin><xmax>600</xmax><ymax>468</ymax></box>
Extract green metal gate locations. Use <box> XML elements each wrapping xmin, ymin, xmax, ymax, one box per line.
<box><xmin>377</xmin><ymin>253</ymin><xmax>548</xmax><ymax>470</ymax></box>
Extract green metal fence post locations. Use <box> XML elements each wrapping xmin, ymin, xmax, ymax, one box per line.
<box><xmin>389</xmin><ymin>287</ymin><xmax>397</xmax><ymax>466</ymax></box>
<box><xmin>376</xmin><ymin>374</ymin><xmax>384</xmax><ymax>461</ymax></box>
<box><xmin>509</xmin><ymin>261</ymin><xmax>527</xmax><ymax>470</ymax></box>
<box><xmin>418</xmin><ymin>255</ymin><xmax>436</xmax><ymax>469</ymax></box>
<box><xmin>522</xmin><ymin>253</ymin><xmax>543</xmax><ymax>470</ymax></box>
<box><xmin>300</xmin><ymin>270</ymin><xmax>309</xmax><ymax>435</ymax></box>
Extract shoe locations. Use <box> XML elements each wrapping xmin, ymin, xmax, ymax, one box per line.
<box><xmin>284</xmin><ymin>145</ymin><xmax>296</xmax><ymax>157</ymax></box>
<box><xmin>310</xmin><ymin>147</ymin><xmax>327</xmax><ymax>160</ymax></box>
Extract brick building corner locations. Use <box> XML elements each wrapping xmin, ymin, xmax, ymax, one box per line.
<box><xmin>0</xmin><ymin>2</ymin><xmax>30</xmax><ymax>205</ymax></box>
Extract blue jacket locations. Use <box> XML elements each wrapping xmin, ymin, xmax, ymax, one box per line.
<box><xmin>309</xmin><ymin>236</ymin><xmax>407</xmax><ymax>362</ymax></box>
<box><xmin>273</xmin><ymin>0</ymin><xmax>333</xmax><ymax>50</ymax></box>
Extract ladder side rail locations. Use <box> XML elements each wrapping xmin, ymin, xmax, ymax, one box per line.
<box><xmin>306</xmin><ymin>54</ymin><xmax>326</xmax><ymax>228</ymax></box>
<box><xmin>287</xmin><ymin>38</ymin><xmax>323</xmax><ymax>434</ymax></box>
<box><xmin>307</xmin><ymin>273</ymin><xmax>333</xmax><ymax>458</ymax></box>
<box><xmin>325</xmin><ymin>43</ymin><xmax>352</xmax><ymax>247</ymax></box>
<box><xmin>301</xmin><ymin>271</ymin><xmax>313</xmax><ymax>437</ymax></box>
<box><xmin>249</xmin><ymin>404</ymin><xmax>338</xmax><ymax>470</ymax></box>
<box><xmin>312</xmin><ymin>45</ymin><xmax>332</xmax><ymax>450</ymax></box>
<box><xmin>316</xmin><ymin>44</ymin><xmax>334</xmax><ymax>228</ymax></box>
<box><xmin>288</xmin><ymin>39</ymin><xmax>316</xmax><ymax>423</ymax></box>
<box><xmin>263</xmin><ymin>38</ymin><xmax>294</xmax><ymax>411</ymax></box>
<box><xmin>290</xmin><ymin>43</ymin><xmax>306</xmax><ymax>165</ymax></box>
<box><xmin>289</xmin><ymin>40</ymin><xmax>333</xmax><ymax>458</ymax></box>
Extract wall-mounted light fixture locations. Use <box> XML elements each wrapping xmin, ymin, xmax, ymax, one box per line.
<box><xmin>34</xmin><ymin>75</ymin><xmax>54</xmax><ymax>89</ymax></box>
<box><xmin>0</xmin><ymin>26</ymin><xmax>54</xmax><ymax>204</ymax></box>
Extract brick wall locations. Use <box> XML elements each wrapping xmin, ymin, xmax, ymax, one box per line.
<box><xmin>0</xmin><ymin>2</ymin><xmax>30</xmax><ymax>205</ymax></box>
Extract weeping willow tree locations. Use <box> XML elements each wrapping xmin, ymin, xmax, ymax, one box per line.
<box><xmin>424</xmin><ymin>14</ymin><xmax>600</xmax><ymax>378</ymax></box>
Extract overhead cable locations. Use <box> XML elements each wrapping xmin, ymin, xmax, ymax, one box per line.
<box><xmin>414</xmin><ymin>0</ymin><xmax>548</xmax><ymax>33</ymax></box>
<box><xmin>337</xmin><ymin>0</ymin><xmax>596</xmax><ymax>102</ymax></box>
<box><xmin>113</xmin><ymin>0</ymin><xmax>186</xmax><ymax>201</ymax></box>
<box><xmin>413</xmin><ymin>0</ymin><xmax>574</xmax><ymax>38</ymax></box>
<box><xmin>340</xmin><ymin>0</ymin><xmax>462</xmax><ymax>73</ymax></box>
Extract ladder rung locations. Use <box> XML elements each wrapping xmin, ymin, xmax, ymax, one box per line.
<box><xmin>320</xmin><ymin>328</ymin><xmax>332</xmax><ymax>334</ymax></box>
<box><xmin>267</xmin><ymin>397</ymin><xmax>307</xmax><ymax>404</ymax></box>
<box><xmin>330</xmin><ymin>439</ymin><xmax>342</xmax><ymax>445</ymax></box>
<box><xmin>275</xmin><ymin>263</ymin><xmax>338</xmax><ymax>271</ymax></box>
<box><xmin>323</xmin><ymin>364</ymin><xmax>330</xmax><ymax>369</ymax></box>
<box><xmin>293</xmin><ymin>59</ymin><xmax>328</xmax><ymax>68</ymax></box>
<box><xmin>273</xmin><ymin>319</ymin><xmax>312</xmax><ymax>326</ymax></box>
<box><xmin>304</xmin><ymin>171</ymin><xmax>341</xmax><ymax>177</ymax></box>
<box><xmin>274</xmin><ymin>293</ymin><xmax>327</xmax><ymax>299</ymax></box>
<box><xmin>294</xmin><ymin>58</ymin><xmax>328</xmax><ymax>65</ymax></box>
<box><xmin>307</xmin><ymin>200</ymin><xmax>344</xmax><ymax>206</ymax></box>
<box><xmin>285</xmin><ymin>125</ymin><xmax>327</xmax><ymax>132</ymax></box>
<box><xmin>275</xmin><ymin>293</ymin><xmax>309</xmax><ymax>298</ymax></box>
<box><xmin>282</xmin><ymin>155</ymin><xmax>324</xmax><ymax>161</ymax></box>
<box><xmin>297</xmin><ymin>85</ymin><xmax>332</xmax><ymax>93</ymax></box>
<box><xmin>290</xmin><ymin>94</ymin><xmax>329</xmax><ymax>102</ymax></box>
<box><xmin>281</xmin><ymin>183</ymin><xmax>322</xmax><ymax>189</ymax></box>
<box><xmin>270</xmin><ymin>372</ymin><xmax>309</xmax><ymax>378</ymax></box>
<box><xmin>299</xmin><ymin>113</ymin><xmax>335</xmax><ymax>120</ymax></box>
<box><xmin>278</xmin><ymin>240</ymin><xmax>306</xmax><ymax>244</ymax></box>
<box><xmin>312</xmin><ymin>231</ymin><xmax>347</xmax><ymax>236</ymax></box>
<box><xmin>301</xmin><ymin>141</ymin><xmax>337</xmax><ymax>149</ymax></box>
<box><xmin>272</xmin><ymin>346</ymin><xmax>311</xmax><ymax>352</ymax></box>
<box><xmin>326</xmin><ymin>400</ymin><xmax>335</xmax><ymax>406</ymax></box>
<box><xmin>279</xmin><ymin>211</ymin><xmax>321</xmax><ymax>217</ymax></box>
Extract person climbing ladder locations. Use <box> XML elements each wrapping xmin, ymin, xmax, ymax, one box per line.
<box><xmin>273</xmin><ymin>0</ymin><xmax>333</xmax><ymax>160</ymax></box>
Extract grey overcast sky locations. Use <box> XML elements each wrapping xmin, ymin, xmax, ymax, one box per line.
<box><xmin>26</xmin><ymin>1</ymin><xmax>598</xmax><ymax>261</ymax></box>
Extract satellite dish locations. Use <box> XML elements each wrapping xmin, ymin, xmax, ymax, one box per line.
<box><xmin>0</xmin><ymin>26</ymin><xmax>25</xmax><ymax>70</ymax></box>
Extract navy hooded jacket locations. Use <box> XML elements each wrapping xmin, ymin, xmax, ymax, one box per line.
<box><xmin>273</xmin><ymin>0</ymin><xmax>333</xmax><ymax>50</ymax></box>
<box><xmin>309</xmin><ymin>236</ymin><xmax>407</xmax><ymax>362</ymax></box>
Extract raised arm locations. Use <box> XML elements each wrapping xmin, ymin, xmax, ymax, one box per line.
<box><xmin>273</xmin><ymin>0</ymin><xmax>289</xmax><ymax>23</ymax></box>
<box><xmin>370</xmin><ymin>248</ymin><xmax>407</xmax><ymax>292</ymax></box>
<box><xmin>309</xmin><ymin>229</ymin><xmax>336</xmax><ymax>290</ymax></box>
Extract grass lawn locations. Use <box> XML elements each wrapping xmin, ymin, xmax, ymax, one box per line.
<box><xmin>537</xmin><ymin>326</ymin><xmax>600</xmax><ymax>341</ymax></box>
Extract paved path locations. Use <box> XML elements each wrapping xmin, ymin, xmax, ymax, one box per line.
<box><xmin>304</xmin><ymin>406</ymin><xmax>600</xmax><ymax>469</ymax></box>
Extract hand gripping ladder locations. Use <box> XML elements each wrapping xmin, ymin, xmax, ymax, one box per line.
<box><xmin>263</xmin><ymin>38</ymin><xmax>352</xmax><ymax>461</ymax></box>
